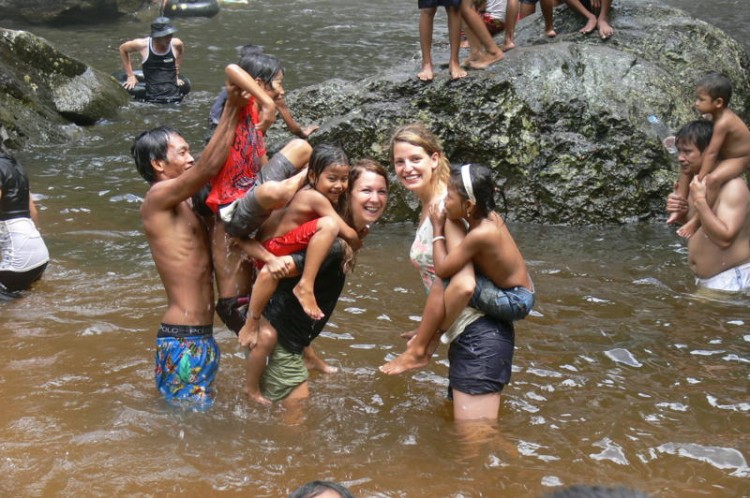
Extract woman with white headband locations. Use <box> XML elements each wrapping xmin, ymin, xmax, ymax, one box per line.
<box><xmin>380</xmin><ymin>122</ymin><xmax>518</xmax><ymax>422</ymax></box>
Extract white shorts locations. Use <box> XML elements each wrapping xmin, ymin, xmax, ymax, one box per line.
<box><xmin>696</xmin><ymin>261</ymin><xmax>750</xmax><ymax>292</ymax></box>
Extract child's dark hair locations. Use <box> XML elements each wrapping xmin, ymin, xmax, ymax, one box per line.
<box><xmin>238</xmin><ymin>43</ymin><xmax>263</xmax><ymax>59</ymax></box>
<box><xmin>675</xmin><ymin>120</ymin><xmax>713</xmax><ymax>153</ymax></box>
<box><xmin>695</xmin><ymin>71</ymin><xmax>732</xmax><ymax>104</ymax></box>
<box><xmin>449</xmin><ymin>163</ymin><xmax>497</xmax><ymax>219</ymax></box>
<box><xmin>238</xmin><ymin>52</ymin><xmax>283</xmax><ymax>87</ymax></box>
<box><xmin>131</xmin><ymin>125</ymin><xmax>181</xmax><ymax>184</ymax></box>
<box><xmin>308</xmin><ymin>144</ymin><xmax>350</xmax><ymax>183</ymax></box>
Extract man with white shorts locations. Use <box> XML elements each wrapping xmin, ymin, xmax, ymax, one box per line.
<box><xmin>667</xmin><ymin>120</ymin><xmax>750</xmax><ymax>293</ymax></box>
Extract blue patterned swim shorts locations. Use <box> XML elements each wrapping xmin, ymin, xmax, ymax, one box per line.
<box><xmin>155</xmin><ymin>324</ymin><xmax>220</xmax><ymax>410</ymax></box>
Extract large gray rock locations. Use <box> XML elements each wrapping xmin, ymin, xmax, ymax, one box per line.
<box><xmin>0</xmin><ymin>28</ymin><xmax>130</xmax><ymax>150</ymax></box>
<box><xmin>0</xmin><ymin>0</ymin><xmax>142</xmax><ymax>24</ymax></box>
<box><xmin>268</xmin><ymin>1</ymin><xmax>750</xmax><ymax>224</ymax></box>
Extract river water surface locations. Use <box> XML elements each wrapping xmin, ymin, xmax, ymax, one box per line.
<box><xmin>1</xmin><ymin>1</ymin><xmax>749</xmax><ymax>496</ymax></box>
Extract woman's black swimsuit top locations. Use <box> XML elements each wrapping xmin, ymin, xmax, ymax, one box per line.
<box><xmin>264</xmin><ymin>241</ymin><xmax>348</xmax><ymax>355</ymax></box>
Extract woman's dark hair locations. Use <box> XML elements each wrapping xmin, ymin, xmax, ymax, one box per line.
<box><xmin>448</xmin><ymin>163</ymin><xmax>497</xmax><ymax>219</ymax></box>
<box><xmin>130</xmin><ymin>125</ymin><xmax>180</xmax><ymax>184</ymax></box>
<box><xmin>238</xmin><ymin>52</ymin><xmax>284</xmax><ymax>87</ymax></box>
<box><xmin>289</xmin><ymin>480</ymin><xmax>355</xmax><ymax>498</ymax></box>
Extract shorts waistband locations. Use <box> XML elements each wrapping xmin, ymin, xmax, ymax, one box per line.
<box><xmin>158</xmin><ymin>323</ymin><xmax>213</xmax><ymax>338</ymax></box>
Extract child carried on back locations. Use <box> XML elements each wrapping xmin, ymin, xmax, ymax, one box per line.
<box><xmin>669</xmin><ymin>72</ymin><xmax>750</xmax><ymax>239</ymax></box>
<box><xmin>430</xmin><ymin>163</ymin><xmax>534</xmax><ymax>333</ymax></box>
<box><xmin>240</xmin><ymin>144</ymin><xmax>361</xmax><ymax>405</ymax></box>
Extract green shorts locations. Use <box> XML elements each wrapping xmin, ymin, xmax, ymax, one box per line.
<box><xmin>261</xmin><ymin>343</ymin><xmax>309</xmax><ymax>402</ymax></box>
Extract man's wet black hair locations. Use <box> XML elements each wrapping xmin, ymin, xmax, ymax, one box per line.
<box><xmin>131</xmin><ymin>125</ymin><xmax>181</xmax><ymax>184</ymax></box>
<box><xmin>675</xmin><ymin>120</ymin><xmax>713</xmax><ymax>153</ymax></box>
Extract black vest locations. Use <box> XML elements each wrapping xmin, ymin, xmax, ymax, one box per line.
<box><xmin>142</xmin><ymin>38</ymin><xmax>181</xmax><ymax>103</ymax></box>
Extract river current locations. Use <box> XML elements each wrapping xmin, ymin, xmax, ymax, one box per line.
<box><xmin>1</xmin><ymin>0</ymin><xmax>749</xmax><ymax>496</ymax></box>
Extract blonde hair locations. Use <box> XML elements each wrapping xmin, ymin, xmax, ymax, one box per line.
<box><xmin>388</xmin><ymin>122</ymin><xmax>450</xmax><ymax>197</ymax></box>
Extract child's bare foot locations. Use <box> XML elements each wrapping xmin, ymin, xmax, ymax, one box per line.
<box><xmin>501</xmin><ymin>39</ymin><xmax>516</xmax><ymax>52</ymax></box>
<box><xmin>597</xmin><ymin>19</ymin><xmax>614</xmax><ymax>40</ymax></box>
<box><xmin>545</xmin><ymin>29</ymin><xmax>557</xmax><ymax>38</ymax></box>
<box><xmin>677</xmin><ymin>218</ymin><xmax>699</xmax><ymax>239</ymax></box>
<box><xmin>467</xmin><ymin>50</ymin><xmax>504</xmax><ymax>70</ymax></box>
<box><xmin>244</xmin><ymin>386</ymin><xmax>272</xmax><ymax>407</ymax></box>
<box><xmin>666</xmin><ymin>211</ymin><xmax>681</xmax><ymax>225</ymax></box>
<box><xmin>579</xmin><ymin>16</ymin><xmax>597</xmax><ymax>35</ymax></box>
<box><xmin>379</xmin><ymin>349</ymin><xmax>431</xmax><ymax>375</ymax></box>
<box><xmin>417</xmin><ymin>63</ymin><xmax>434</xmax><ymax>82</ymax></box>
<box><xmin>293</xmin><ymin>283</ymin><xmax>324</xmax><ymax>320</ymax></box>
<box><xmin>238</xmin><ymin>319</ymin><xmax>259</xmax><ymax>348</ymax></box>
<box><xmin>449</xmin><ymin>63</ymin><xmax>468</xmax><ymax>80</ymax></box>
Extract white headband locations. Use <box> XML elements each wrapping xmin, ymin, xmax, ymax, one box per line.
<box><xmin>460</xmin><ymin>164</ymin><xmax>476</xmax><ymax>204</ymax></box>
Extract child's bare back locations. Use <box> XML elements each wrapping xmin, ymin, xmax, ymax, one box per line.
<box><xmin>712</xmin><ymin>109</ymin><xmax>750</xmax><ymax>163</ymax></box>
<box><xmin>470</xmin><ymin>212</ymin><xmax>532</xmax><ymax>290</ymax></box>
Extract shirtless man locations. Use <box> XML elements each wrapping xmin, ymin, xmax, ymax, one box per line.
<box><xmin>667</xmin><ymin>120</ymin><xmax>750</xmax><ymax>293</ymax></box>
<box><xmin>119</xmin><ymin>17</ymin><xmax>188</xmax><ymax>103</ymax></box>
<box><xmin>130</xmin><ymin>73</ymin><xmax>244</xmax><ymax>408</ymax></box>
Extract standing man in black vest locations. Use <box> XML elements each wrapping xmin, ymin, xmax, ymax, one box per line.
<box><xmin>119</xmin><ymin>17</ymin><xmax>189</xmax><ymax>103</ymax></box>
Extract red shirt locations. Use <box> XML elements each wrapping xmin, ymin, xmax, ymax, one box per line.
<box><xmin>206</xmin><ymin>97</ymin><xmax>267</xmax><ymax>213</ymax></box>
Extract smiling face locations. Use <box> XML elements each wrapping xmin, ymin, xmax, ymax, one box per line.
<box><xmin>392</xmin><ymin>141</ymin><xmax>439</xmax><ymax>197</ymax></box>
<box><xmin>158</xmin><ymin>133</ymin><xmax>194</xmax><ymax>180</ymax></box>
<box><xmin>349</xmin><ymin>170</ymin><xmax>388</xmax><ymax>230</ymax></box>
<box><xmin>312</xmin><ymin>163</ymin><xmax>350</xmax><ymax>205</ymax></box>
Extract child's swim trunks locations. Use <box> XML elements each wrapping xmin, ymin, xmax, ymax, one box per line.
<box><xmin>470</xmin><ymin>274</ymin><xmax>535</xmax><ymax>321</ymax></box>
<box><xmin>155</xmin><ymin>324</ymin><xmax>220</xmax><ymax>410</ymax></box>
<box><xmin>257</xmin><ymin>218</ymin><xmax>320</xmax><ymax>269</ymax></box>
<box><xmin>695</xmin><ymin>261</ymin><xmax>750</xmax><ymax>292</ymax></box>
